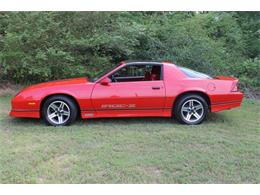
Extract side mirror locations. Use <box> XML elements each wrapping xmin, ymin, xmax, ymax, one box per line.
<box><xmin>100</xmin><ymin>77</ymin><xmax>111</xmax><ymax>86</ymax></box>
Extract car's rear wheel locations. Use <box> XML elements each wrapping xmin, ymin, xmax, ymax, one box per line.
<box><xmin>174</xmin><ymin>94</ymin><xmax>209</xmax><ymax>125</ymax></box>
<box><xmin>42</xmin><ymin>95</ymin><xmax>77</xmax><ymax>126</ymax></box>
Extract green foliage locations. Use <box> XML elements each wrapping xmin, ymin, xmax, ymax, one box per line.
<box><xmin>235</xmin><ymin>12</ymin><xmax>260</xmax><ymax>58</ymax></box>
<box><xmin>0</xmin><ymin>12</ymin><xmax>259</xmax><ymax>88</ymax></box>
<box><xmin>232</xmin><ymin>58</ymin><xmax>260</xmax><ymax>88</ymax></box>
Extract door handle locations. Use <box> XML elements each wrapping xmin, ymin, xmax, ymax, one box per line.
<box><xmin>152</xmin><ymin>86</ymin><xmax>161</xmax><ymax>90</ymax></box>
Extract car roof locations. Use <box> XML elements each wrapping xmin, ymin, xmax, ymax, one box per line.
<box><xmin>122</xmin><ymin>60</ymin><xmax>166</xmax><ymax>66</ymax></box>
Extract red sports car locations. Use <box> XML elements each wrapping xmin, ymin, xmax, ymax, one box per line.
<box><xmin>10</xmin><ymin>61</ymin><xmax>243</xmax><ymax>126</ymax></box>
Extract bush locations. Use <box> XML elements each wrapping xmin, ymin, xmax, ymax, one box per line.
<box><xmin>232</xmin><ymin>58</ymin><xmax>260</xmax><ymax>88</ymax></box>
<box><xmin>0</xmin><ymin>12</ymin><xmax>259</xmax><ymax>89</ymax></box>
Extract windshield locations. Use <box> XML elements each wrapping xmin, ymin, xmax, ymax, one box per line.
<box><xmin>178</xmin><ymin>67</ymin><xmax>212</xmax><ymax>79</ymax></box>
<box><xmin>90</xmin><ymin>65</ymin><xmax>116</xmax><ymax>82</ymax></box>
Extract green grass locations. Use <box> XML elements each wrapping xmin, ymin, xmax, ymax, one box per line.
<box><xmin>0</xmin><ymin>96</ymin><xmax>259</xmax><ymax>184</ymax></box>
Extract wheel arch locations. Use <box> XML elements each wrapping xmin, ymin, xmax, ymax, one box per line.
<box><xmin>173</xmin><ymin>91</ymin><xmax>211</xmax><ymax>112</ymax></box>
<box><xmin>40</xmin><ymin>93</ymin><xmax>81</xmax><ymax>118</ymax></box>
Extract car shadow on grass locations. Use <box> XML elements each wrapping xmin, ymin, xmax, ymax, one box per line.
<box><xmin>4</xmin><ymin>117</ymin><xmax>44</xmax><ymax>126</ymax></box>
<box><xmin>4</xmin><ymin>112</ymin><xmax>228</xmax><ymax>128</ymax></box>
<box><xmin>77</xmin><ymin>117</ymin><xmax>174</xmax><ymax>126</ymax></box>
<box><xmin>5</xmin><ymin>116</ymin><xmax>173</xmax><ymax>128</ymax></box>
<box><xmin>207</xmin><ymin>112</ymin><xmax>232</xmax><ymax>123</ymax></box>
<box><xmin>80</xmin><ymin>113</ymin><xmax>229</xmax><ymax>125</ymax></box>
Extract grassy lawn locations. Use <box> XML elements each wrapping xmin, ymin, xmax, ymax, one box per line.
<box><xmin>0</xmin><ymin>96</ymin><xmax>259</xmax><ymax>184</ymax></box>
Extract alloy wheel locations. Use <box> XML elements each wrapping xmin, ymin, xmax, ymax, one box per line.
<box><xmin>181</xmin><ymin>99</ymin><xmax>204</xmax><ymax>123</ymax></box>
<box><xmin>47</xmin><ymin>101</ymin><xmax>70</xmax><ymax>125</ymax></box>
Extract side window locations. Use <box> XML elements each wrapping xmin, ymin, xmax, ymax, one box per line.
<box><xmin>110</xmin><ymin>64</ymin><xmax>162</xmax><ymax>82</ymax></box>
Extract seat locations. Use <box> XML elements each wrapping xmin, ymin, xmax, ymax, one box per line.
<box><xmin>150</xmin><ymin>66</ymin><xmax>161</xmax><ymax>80</ymax></box>
<box><xmin>144</xmin><ymin>71</ymin><xmax>151</xmax><ymax>81</ymax></box>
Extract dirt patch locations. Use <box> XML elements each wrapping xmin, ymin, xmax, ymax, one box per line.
<box><xmin>143</xmin><ymin>166</ymin><xmax>162</xmax><ymax>178</ymax></box>
<box><xmin>0</xmin><ymin>82</ymin><xmax>23</xmax><ymax>97</ymax></box>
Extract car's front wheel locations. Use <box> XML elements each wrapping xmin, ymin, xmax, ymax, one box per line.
<box><xmin>174</xmin><ymin>94</ymin><xmax>209</xmax><ymax>125</ymax></box>
<box><xmin>42</xmin><ymin>95</ymin><xmax>78</xmax><ymax>126</ymax></box>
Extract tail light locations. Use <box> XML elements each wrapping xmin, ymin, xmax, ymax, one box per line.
<box><xmin>231</xmin><ymin>81</ymin><xmax>239</xmax><ymax>92</ymax></box>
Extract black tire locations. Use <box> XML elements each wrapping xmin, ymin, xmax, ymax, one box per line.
<box><xmin>42</xmin><ymin>95</ymin><xmax>78</xmax><ymax>126</ymax></box>
<box><xmin>173</xmin><ymin>94</ymin><xmax>209</xmax><ymax>125</ymax></box>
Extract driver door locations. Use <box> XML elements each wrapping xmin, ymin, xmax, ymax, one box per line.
<box><xmin>91</xmin><ymin>64</ymin><xmax>166</xmax><ymax>117</ymax></box>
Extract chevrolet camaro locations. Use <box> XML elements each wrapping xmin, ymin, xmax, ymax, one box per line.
<box><xmin>10</xmin><ymin>61</ymin><xmax>244</xmax><ymax>126</ymax></box>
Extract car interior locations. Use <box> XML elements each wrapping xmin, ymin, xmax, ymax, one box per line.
<box><xmin>109</xmin><ymin>64</ymin><xmax>162</xmax><ymax>82</ymax></box>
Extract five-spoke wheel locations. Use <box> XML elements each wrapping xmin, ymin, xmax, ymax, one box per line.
<box><xmin>174</xmin><ymin>94</ymin><xmax>208</xmax><ymax>125</ymax></box>
<box><xmin>42</xmin><ymin>95</ymin><xmax>78</xmax><ymax>126</ymax></box>
<box><xmin>181</xmin><ymin>99</ymin><xmax>204</xmax><ymax>123</ymax></box>
<box><xmin>47</xmin><ymin>101</ymin><xmax>71</xmax><ymax>125</ymax></box>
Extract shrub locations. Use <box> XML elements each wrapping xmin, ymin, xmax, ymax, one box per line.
<box><xmin>232</xmin><ymin>58</ymin><xmax>260</xmax><ymax>89</ymax></box>
<box><xmin>0</xmin><ymin>11</ymin><xmax>258</xmax><ymax>90</ymax></box>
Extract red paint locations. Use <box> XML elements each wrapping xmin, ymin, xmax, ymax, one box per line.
<box><xmin>10</xmin><ymin>62</ymin><xmax>243</xmax><ymax>119</ymax></box>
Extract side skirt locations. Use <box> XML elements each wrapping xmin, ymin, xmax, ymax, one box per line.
<box><xmin>81</xmin><ymin>108</ymin><xmax>172</xmax><ymax>119</ymax></box>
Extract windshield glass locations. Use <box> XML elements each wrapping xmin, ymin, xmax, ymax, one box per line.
<box><xmin>178</xmin><ymin>67</ymin><xmax>212</xmax><ymax>79</ymax></box>
<box><xmin>90</xmin><ymin>65</ymin><xmax>116</xmax><ymax>82</ymax></box>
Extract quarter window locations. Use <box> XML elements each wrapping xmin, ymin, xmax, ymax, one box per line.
<box><xmin>179</xmin><ymin>67</ymin><xmax>212</xmax><ymax>79</ymax></box>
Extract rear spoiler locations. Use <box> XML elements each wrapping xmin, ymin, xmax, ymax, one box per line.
<box><xmin>214</xmin><ymin>75</ymin><xmax>238</xmax><ymax>81</ymax></box>
<box><xmin>214</xmin><ymin>76</ymin><xmax>239</xmax><ymax>92</ymax></box>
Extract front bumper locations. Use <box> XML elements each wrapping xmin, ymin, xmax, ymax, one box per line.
<box><xmin>9</xmin><ymin>95</ymin><xmax>41</xmax><ymax>119</ymax></box>
<box><xmin>10</xmin><ymin>109</ymin><xmax>40</xmax><ymax>118</ymax></box>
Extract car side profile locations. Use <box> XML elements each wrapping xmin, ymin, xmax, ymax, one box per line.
<box><xmin>10</xmin><ymin>61</ymin><xmax>244</xmax><ymax>126</ymax></box>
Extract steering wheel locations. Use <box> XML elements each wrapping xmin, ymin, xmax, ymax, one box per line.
<box><xmin>111</xmin><ymin>74</ymin><xmax>117</xmax><ymax>82</ymax></box>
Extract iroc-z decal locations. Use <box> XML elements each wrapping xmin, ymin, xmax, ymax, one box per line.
<box><xmin>101</xmin><ymin>104</ymin><xmax>136</xmax><ymax>109</ymax></box>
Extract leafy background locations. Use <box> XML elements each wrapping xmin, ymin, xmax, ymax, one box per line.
<box><xmin>0</xmin><ymin>12</ymin><xmax>259</xmax><ymax>90</ymax></box>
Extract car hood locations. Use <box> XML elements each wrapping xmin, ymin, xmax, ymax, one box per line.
<box><xmin>25</xmin><ymin>77</ymin><xmax>89</xmax><ymax>90</ymax></box>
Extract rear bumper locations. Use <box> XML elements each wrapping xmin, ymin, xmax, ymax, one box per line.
<box><xmin>211</xmin><ymin>92</ymin><xmax>243</xmax><ymax>112</ymax></box>
<box><xmin>9</xmin><ymin>110</ymin><xmax>40</xmax><ymax>118</ymax></box>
